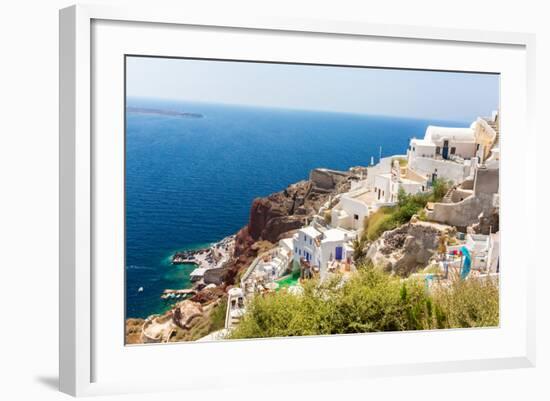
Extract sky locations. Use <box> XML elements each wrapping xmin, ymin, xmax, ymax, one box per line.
<box><xmin>126</xmin><ymin>56</ymin><xmax>499</xmax><ymax>122</ymax></box>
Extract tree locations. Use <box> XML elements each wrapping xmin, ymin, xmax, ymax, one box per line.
<box><xmin>352</xmin><ymin>237</ymin><xmax>366</xmax><ymax>262</ymax></box>
<box><xmin>430</xmin><ymin>178</ymin><xmax>450</xmax><ymax>202</ymax></box>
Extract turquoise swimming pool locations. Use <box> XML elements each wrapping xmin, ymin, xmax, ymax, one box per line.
<box><xmin>275</xmin><ymin>269</ymin><xmax>301</xmax><ymax>290</ymax></box>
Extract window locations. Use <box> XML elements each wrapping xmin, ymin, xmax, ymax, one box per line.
<box><xmin>450</xmin><ymin>147</ymin><xmax>456</xmax><ymax>155</ymax></box>
<box><xmin>309</xmin><ymin>238</ymin><xmax>312</xmax><ymax>245</ymax></box>
<box><xmin>354</xmin><ymin>214</ymin><xmax>359</xmax><ymax>220</ymax></box>
<box><xmin>436</xmin><ymin>146</ymin><xmax>441</xmax><ymax>155</ymax></box>
<box><xmin>303</xmin><ymin>234</ymin><xmax>306</xmax><ymax>241</ymax></box>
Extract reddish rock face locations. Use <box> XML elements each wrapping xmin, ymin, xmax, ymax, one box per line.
<box><xmin>226</xmin><ymin>169</ymin><xmax>351</xmax><ymax>284</ymax></box>
<box><xmin>234</xmin><ymin>226</ymin><xmax>254</xmax><ymax>257</ymax></box>
<box><xmin>190</xmin><ymin>287</ymin><xmax>226</xmax><ymax>304</ymax></box>
<box><xmin>247</xmin><ymin>198</ymin><xmax>274</xmax><ymax>240</ymax></box>
<box><xmin>245</xmin><ymin>180</ymin><xmax>310</xmax><ymax>243</ymax></box>
<box><xmin>261</xmin><ymin>215</ymin><xmax>305</xmax><ymax>243</ymax></box>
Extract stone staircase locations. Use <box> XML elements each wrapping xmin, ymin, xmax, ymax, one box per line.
<box><xmin>441</xmin><ymin>185</ymin><xmax>458</xmax><ymax>203</ymax></box>
<box><xmin>224</xmin><ymin>288</ymin><xmax>246</xmax><ymax>330</ymax></box>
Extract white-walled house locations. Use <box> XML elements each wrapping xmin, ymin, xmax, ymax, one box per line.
<box><xmin>372</xmin><ymin>160</ymin><xmax>428</xmax><ymax>203</ymax></box>
<box><xmin>365</xmin><ymin>155</ymin><xmax>398</xmax><ymax>190</ymax></box>
<box><xmin>406</xmin><ymin>114</ymin><xmax>499</xmax><ymax>185</ymax></box>
<box><xmin>331</xmin><ymin>188</ymin><xmax>375</xmax><ymax>232</ymax></box>
<box><xmin>408</xmin><ymin>125</ymin><xmax>478</xmax><ymax>161</ymax></box>
<box><xmin>293</xmin><ymin>226</ymin><xmax>322</xmax><ymax>267</ymax></box>
<box><xmin>407</xmin><ymin>125</ymin><xmax>479</xmax><ymax>184</ymax></box>
<box><xmin>292</xmin><ymin>226</ymin><xmax>356</xmax><ymax>279</ymax></box>
<box><xmin>464</xmin><ymin>233</ymin><xmax>499</xmax><ymax>271</ymax></box>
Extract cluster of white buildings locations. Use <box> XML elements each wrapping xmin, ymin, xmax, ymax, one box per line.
<box><xmin>222</xmin><ymin>112</ymin><xmax>501</xmax><ymax>339</ymax></box>
<box><xmin>291</xmin><ymin>112</ymin><xmax>500</xmax><ymax>280</ymax></box>
<box><xmin>242</xmin><ymin>112</ymin><xmax>500</xmax><ymax>289</ymax></box>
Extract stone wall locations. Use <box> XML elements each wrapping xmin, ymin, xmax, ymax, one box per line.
<box><xmin>450</xmin><ymin>188</ymin><xmax>473</xmax><ymax>203</ymax></box>
<box><xmin>474</xmin><ymin>167</ymin><xmax>499</xmax><ymax>196</ymax></box>
<box><xmin>309</xmin><ymin>168</ymin><xmax>349</xmax><ymax>191</ymax></box>
<box><xmin>409</xmin><ymin>157</ymin><xmax>472</xmax><ymax>184</ymax></box>
<box><xmin>461</xmin><ymin>178</ymin><xmax>475</xmax><ymax>190</ymax></box>
<box><xmin>427</xmin><ymin>193</ymin><xmax>494</xmax><ymax>229</ymax></box>
<box><xmin>427</xmin><ymin>166</ymin><xmax>499</xmax><ymax>229</ymax></box>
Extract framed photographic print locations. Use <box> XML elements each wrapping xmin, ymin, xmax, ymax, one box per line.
<box><xmin>59</xmin><ymin>4</ymin><xmax>536</xmax><ymax>396</ymax></box>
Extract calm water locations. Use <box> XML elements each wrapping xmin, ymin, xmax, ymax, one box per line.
<box><xmin>125</xmin><ymin>98</ymin><xmax>468</xmax><ymax>318</ymax></box>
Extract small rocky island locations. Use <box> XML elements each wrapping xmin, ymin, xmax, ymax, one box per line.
<box><xmin>126</xmin><ymin>106</ymin><xmax>203</xmax><ymax>118</ymax></box>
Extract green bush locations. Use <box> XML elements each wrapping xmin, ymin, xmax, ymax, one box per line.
<box><xmin>228</xmin><ymin>265</ymin><xmax>499</xmax><ymax>340</ymax></box>
<box><xmin>209</xmin><ymin>297</ymin><xmax>228</xmax><ymax>331</ymax></box>
<box><xmin>230</xmin><ymin>267</ymin><xmax>427</xmax><ymax>339</ymax></box>
<box><xmin>429</xmin><ymin>178</ymin><xmax>451</xmax><ymax>203</ymax></box>
<box><xmin>431</xmin><ymin>276</ymin><xmax>499</xmax><ymax>328</ymax></box>
<box><xmin>365</xmin><ymin>207</ymin><xmax>399</xmax><ymax>241</ymax></box>
<box><xmin>363</xmin><ymin>180</ymin><xmax>451</xmax><ymax>241</ymax></box>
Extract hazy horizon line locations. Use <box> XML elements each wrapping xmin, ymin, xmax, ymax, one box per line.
<box><xmin>126</xmin><ymin>96</ymin><xmax>481</xmax><ymax>124</ymax></box>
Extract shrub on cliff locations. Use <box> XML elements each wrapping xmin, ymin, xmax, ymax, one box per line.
<box><xmin>228</xmin><ymin>266</ymin><xmax>433</xmax><ymax>339</ymax></box>
<box><xmin>430</xmin><ymin>276</ymin><xmax>499</xmax><ymax>328</ymax></box>
<box><xmin>429</xmin><ymin>178</ymin><xmax>451</xmax><ymax>203</ymax></box>
<box><xmin>365</xmin><ymin>207</ymin><xmax>399</xmax><ymax>241</ymax></box>
<box><xmin>228</xmin><ymin>265</ymin><xmax>499</xmax><ymax>340</ymax></box>
<box><xmin>364</xmin><ymin>181</ymin><xmax>450</xmax><ymax>241</ymax></box>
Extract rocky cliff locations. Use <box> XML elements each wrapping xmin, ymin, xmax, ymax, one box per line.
<box><xmin>226</xmin><ymin>168</ymin><xmax>351</xmax><ymax>283</ymax></box>
<box><xmin>366</xmin><ymin>221</ymin><xmax>456</xmax><ymax>276</ymax></box>
<box><xmin>125</xmin><ymin>169</ymin><xmax>353</xmax><ymax>343</ymax></box>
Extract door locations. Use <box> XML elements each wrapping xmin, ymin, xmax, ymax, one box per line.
<box><xmin>335</xmin><ymin>246</ymin><xmax>343</xmax><ymax>261</ymax></box>
<box><xmin>442</xmin><ymin>140</ymin><xmax>449</xmax><ymax>159</ymax></box>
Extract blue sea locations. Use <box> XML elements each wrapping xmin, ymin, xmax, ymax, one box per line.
<box><xmin>125</xmin><ymin>97</ymin><xmax>468</xmax><ymax>318</ymax></box>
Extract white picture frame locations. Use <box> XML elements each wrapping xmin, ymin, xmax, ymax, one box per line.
<box><xmin>59</xmin><ymin>4</ymin><xmax>536</xmax><ymax>397</ymax></box>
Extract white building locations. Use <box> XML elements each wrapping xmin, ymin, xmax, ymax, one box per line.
<box><xmin>241</xmin><ymin>239</ymin><xmax>293</xmax><ymax>290</ymax></box>
<box><xmin>292</xmin><ymin>226</ymin><xmax>356</xmax><ymax>279</ymax></box>
<box><xmin>225</xmin><ymin>287</ymin><xmax>246</xmax><ymax>330</ymax></box>
<box><xmin>407</xmin><ymin>125</ymin><xmax>479</xmax><ymax>185</ymax></box>
<box><xmin>372</xmin><ymin>160</ymin><xmax>428</xmax><ymax>203</ymax></box>
<box><xmin>365</xmin><ymin>155</ymin><xmax>397</xmax><ymax>190</ymax></box>
<box><xmin>293</xmin><ymin>226</ymin><xmax>322</xmax><ymax>267</ymax></box>
<box><xmin>331</xmin><ymin>188</ymin><xmax>375</xmax><ymax>232</ymax></box>
<box><xmin>406</xmin><ymin>115</ymin><xmax>499</xmax><ymax>185</ymax></box>
<box><xmin>465</xmin><ymin>233</ymin><xmax>493</xmax><ymax>271</ymax></box>
<box><xmin>408</xmin><ymin>125</ymin><xmax>478</xmax><ymax>161</ymax></box>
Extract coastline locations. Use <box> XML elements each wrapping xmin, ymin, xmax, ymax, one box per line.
<box><xmin>125</xmin><ymin>100</ymin><xmax>455</xmax><ymax>320</ymax></box>
<box><xmin>125</xmin><ymin>167</ymin><xmax>351</xmax><ymax>343</ymax></box>
<box><xmin>124</xmin><ymin>102</ymin><xmax>500</xmax><ymax>344</ymax></box>
<box><xmin>147</xmin><ymin>235</ymin><xmax>236</xmax><ymax>307</ymax></box>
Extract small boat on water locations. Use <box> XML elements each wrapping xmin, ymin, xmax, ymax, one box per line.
<box><xmin>138</xmin><ymin>286</ymin><xmax>144</xmax><ymax>293</ymax></box>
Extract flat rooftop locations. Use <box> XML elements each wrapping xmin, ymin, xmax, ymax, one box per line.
<box><xmin>351</xmin><ymin>190</ymin><xmax>378</xmax><ymax>205</ymax></box>
<box><xmin>322</xmin><ymin>228</ymin><xmax>354</xmax><ymax>243</ymax></box>
<box><xmin>300</xmin><ymin>226</ymin><xmax>322</xmax><ymax>238</ymax></box>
